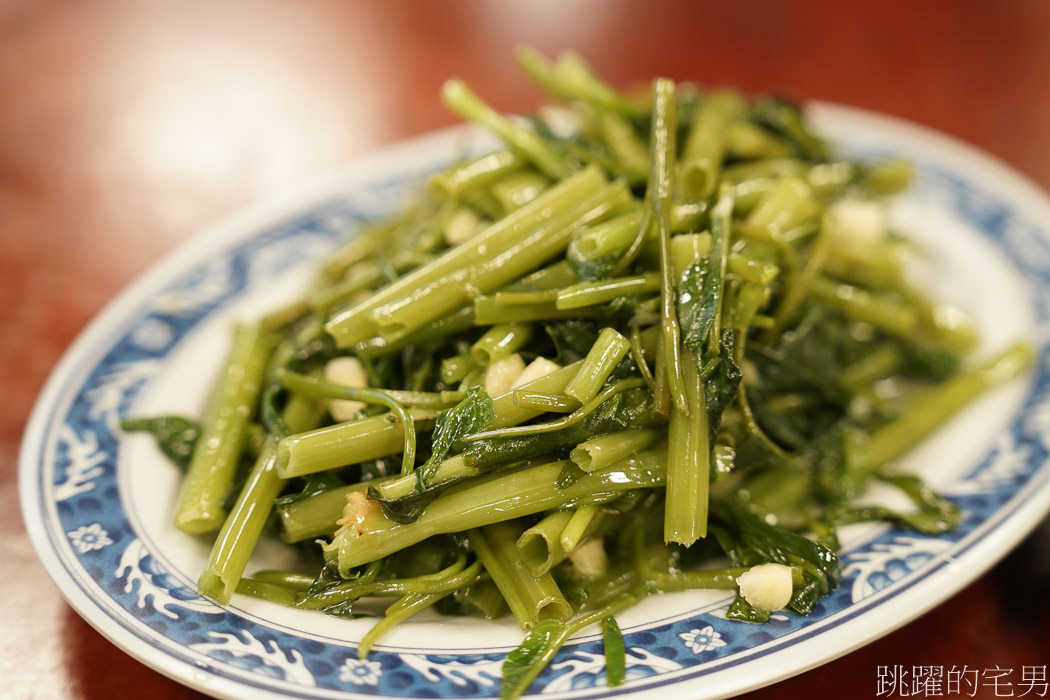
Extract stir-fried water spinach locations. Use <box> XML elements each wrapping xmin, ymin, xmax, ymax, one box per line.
<box><xmin>123</xmin><ymin>48</ymin><xmax>1032</xmax><ymax>699</ymax></box>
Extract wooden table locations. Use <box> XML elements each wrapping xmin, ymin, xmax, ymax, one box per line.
<box><xmin>4</xmin><ymin>2</ymin><xmax>1049</xmax><ymax>698</ymax></box>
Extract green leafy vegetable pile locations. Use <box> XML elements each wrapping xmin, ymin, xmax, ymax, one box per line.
<box><xmin>123</xmin><ymin>48</ymin><xmax>1033</xmax><ymax>698</ymax></box>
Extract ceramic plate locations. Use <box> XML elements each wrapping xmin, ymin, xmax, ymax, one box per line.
<box><xmin>20</xmin><ymin>103</ymin><xmax>1050</xmax><ymax>699</ymax></box>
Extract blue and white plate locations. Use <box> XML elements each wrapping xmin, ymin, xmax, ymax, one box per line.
<box><xmin>20</xmin><ymin>104</ymin><xmax>1050</xmax><ymax>699</ymax></box>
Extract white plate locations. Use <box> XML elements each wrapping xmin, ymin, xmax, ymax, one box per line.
<box><xmin>20</xmin><ymin>103</ymin><xmax>1050</xmax><ymax>699</ymax></box>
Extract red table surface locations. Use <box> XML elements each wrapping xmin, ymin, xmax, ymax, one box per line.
<box><xmin>3</xmin><ymin>2</ymin><xmax>1049</xmax><ymax>698</ymax></box>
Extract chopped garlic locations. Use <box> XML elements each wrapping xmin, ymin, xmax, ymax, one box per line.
<box><xmin>444</xmin><ymin>207</ymin><xmax>486</xmax><ymax>246</ymax></box>
<box><xmin>484</xmin><ymin>353</ymin><xmax>527</xmax><ymax>397</ymax></box>
<box><xmin>324</xmin><ymin>356</ymin><xmax>369</xmax><ymax>422</ymax></box>
<box><xmin>568</xmin><ymin>538</ymin><xmax>608</xmax><ymax>579</ymax></box>
<box><xmin>510</xmin><ymin>357</ymin><xmax>562</xmax><ymax>389</ymax></box>
<box><xmin>736</xmin><ymin>563</ymin><xmax>794</xmax><ymax>612</ymax></box>
<box><xmin>334</xmin><ymin>491</ymin><xmax>382</xmax><ymax>537</ymax></box>
<box><xmin>824</xmin><ymin>198</ymin><xmax>886</xmax><ymax>244</ymax></box>
<box><xmin>538</xmin><ymin>104</ymin><xmax>581</xmax><ymax>140</ymax></box>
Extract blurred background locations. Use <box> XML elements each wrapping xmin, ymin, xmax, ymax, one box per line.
<box><xmin>3</xmin><ymin>1</ymin><xmax>1049</xmax><ymax>698</ymax></box>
